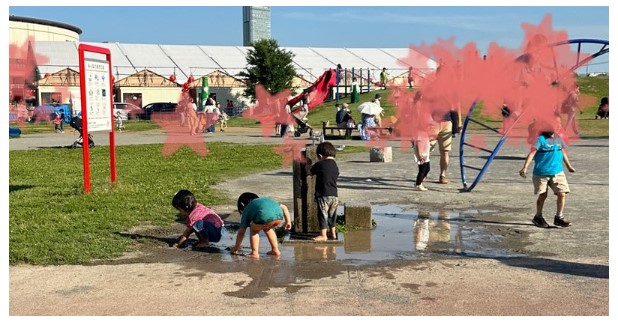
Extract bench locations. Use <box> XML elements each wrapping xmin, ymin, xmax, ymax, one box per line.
<box><xmin>322</xmin><ymin>121</ymin><xmax>394</xmax><ymax>139</ymax></box>
<box><xmin>322</xmin><ymin>121</ymin><xmax>356</xmax><ymax>138</ymax></box>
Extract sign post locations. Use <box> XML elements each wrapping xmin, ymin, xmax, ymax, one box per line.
<box><xmin>78</xmin><ymin>44</ymin><xmax>116</xmax><ymax>193</ymax></box>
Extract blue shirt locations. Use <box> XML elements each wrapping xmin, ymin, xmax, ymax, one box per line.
<box><xmin>240</xmin><ymin>197</ymin><xmax>283</xmax><ymax>228</ymax></box>
<box><xmin>533</xmin><ymin>134</ymin><xmax>565</xmax><ymax>176</ymax></box>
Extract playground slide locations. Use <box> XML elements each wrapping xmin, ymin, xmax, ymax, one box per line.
<box><xmin>288</xmin><ymin>69</ymin><xmax>338</xmax><ymax>113</ymax></box>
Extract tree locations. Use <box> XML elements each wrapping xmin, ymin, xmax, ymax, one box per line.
<box><xmin>238</xmin><ymin>39</ymin><xmax>297</xmax><ymax>102</ymax></box>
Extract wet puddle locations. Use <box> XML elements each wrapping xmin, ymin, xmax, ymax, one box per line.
<box><xmin>172</xmin><ymin>204</ymin><xmax>525</xmax><ymax>266</ymax></box>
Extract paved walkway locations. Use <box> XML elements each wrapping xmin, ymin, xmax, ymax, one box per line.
<box><xmin>8</xmin><ymin>128</ymin><xmax>610</xmax><ymax>317</ymax></box>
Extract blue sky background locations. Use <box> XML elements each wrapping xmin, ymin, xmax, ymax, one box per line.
<box><xmin>8</xmin><ymin>6</ymin><xmax>608</xmax><ymax>47</ymax></box>
<box><xmin>7</xmin><ymin>5</ymin><xmax>611</xmax><ymax>72</ymax></box>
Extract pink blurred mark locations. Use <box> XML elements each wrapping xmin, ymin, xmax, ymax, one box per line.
<box><xmin>242</xmin><ymin>85</ymin><xmax>314</xmax><ymax>167</ymax></box>
<box><xmin>9</xmin><ymin>103</ymin><xmax>30</xmax><ymax>129</ymax></box>
<box><xmin>389</xmin><ymin>14</ymin><xmax>590</xmax><ymax>151</ymax></box>
<box><xmin>9</xmin><ymin>36</ymin><xmax>49</xmax><ymax>128</ymax></box>
<box><xmin>242</xmin><ymin>84</ymin><xmax>292</xmax><ymax>138</ymax></box>
<box><xmin>273</xmin><ymin>138</ymin><xmax>307</xmax><ymax>168</ymax></box>
<box><xmin>151</xmin><ymin>112</ymin><xmax>208</xmax><ymax>157</ymax></box>
<box><xmin>468</xmin><ymin>133</ymin><xmax>488</xmax><ymax>155</ymax></box>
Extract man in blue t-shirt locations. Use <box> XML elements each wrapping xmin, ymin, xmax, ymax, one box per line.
<box><xmin>520</xmin><ymin>123</ymin><xmax>576</xmax><ymax>228</ymax></box>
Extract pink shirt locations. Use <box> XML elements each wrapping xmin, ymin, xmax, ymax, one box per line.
<box><xmin>187</xmin><ymin>203</ymin><xmax>224</xmax><ymax>228</ymax></box>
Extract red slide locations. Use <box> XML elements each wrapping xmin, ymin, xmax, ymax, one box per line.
<box><xmin>288</xmin><ymin>69</ymin><xmax>338</xmax><ymax>113</ymax></box>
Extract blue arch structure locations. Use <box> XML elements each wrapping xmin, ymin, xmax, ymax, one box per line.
<box><xmin>459</xmin><ymin>38</ymin><xmax>609</xmax><ymax>192</ymax></box>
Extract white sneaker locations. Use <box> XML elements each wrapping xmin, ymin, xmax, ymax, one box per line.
<box><xmin>415</xmin><ymin>184</ymin><xmax>428</xmax><ymax>191</ymax></box>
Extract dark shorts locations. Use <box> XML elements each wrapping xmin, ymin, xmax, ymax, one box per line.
<box><xmin>192</xmin><ymin>220</ymin><xmax>222</xmax><ymax>243</ymax></box>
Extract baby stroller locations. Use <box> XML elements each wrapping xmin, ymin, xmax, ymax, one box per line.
<box><xmin>291</xmin><ymin>114</ymin><xmax>313</xmax><ymax>137</ymax></box>
<box><xmin>69</xmin><ymin>115</ymin><xmax>95</xmax><ymax>148</ymax></box>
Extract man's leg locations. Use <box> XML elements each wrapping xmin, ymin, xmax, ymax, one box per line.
<box><xmin>437</xmin><ymin>122</ymin><xmax>453</xmax><ymax>183</ymax></box>
<box><xmin>536</xmin><ymin>192</ymin><xmax>548</xmax><ymax>216</ymax></box>
<box><xmin>553</xmin><ymin>192</ymin><xmax>571</xmax><ymax>226</ymax></box>
<box><xmin>440</xmin><ymin>149</ymin><xmax>449</xmax><ymax>179</ymax></box>
<box><xmin>556</xmin><ymin>192</ymin><xmax>566</xmax><ymax>215</ymax></box>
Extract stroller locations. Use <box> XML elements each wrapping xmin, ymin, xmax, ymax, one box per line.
<box><xmin>69</xmin><ymin>115</ymin><xmax>95</xmax><ymax>148</ymax></box>
<box><xmin>292</xmin><ymin>115</ymin><xmax>313</xmax><ymax>137</ymax></box>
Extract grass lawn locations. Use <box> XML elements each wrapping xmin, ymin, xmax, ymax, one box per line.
<box><xmin>238</xmin><ymin>75</ymin><xmax>609</xmax><ymax>137</ymax></box>
<box><xmin>9</xmin><ymin>143</ymin><xmax>367</xmax><ymax>265</ymax></box>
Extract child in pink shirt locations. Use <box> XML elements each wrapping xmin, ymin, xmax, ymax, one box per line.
<box><xmin>171</xmin><ymin>189</ymin><xmax>224</xmax><ymax>248</ymax></box>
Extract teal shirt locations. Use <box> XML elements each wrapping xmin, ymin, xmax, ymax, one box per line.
<box><xmin>533</xmin><ymin>134</ymin><xmax>565</xmax><ymax>176</ymax></box>
<box><xmin>240</xmin><ymin>197</ymin><xmax>283</xmax><ymax>228</ymax></box>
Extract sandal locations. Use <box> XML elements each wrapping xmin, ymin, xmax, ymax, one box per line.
<box><xmin>439</xmin><ymin>176</ymin><xmax>449</xmax><ymax>184</ymax></box>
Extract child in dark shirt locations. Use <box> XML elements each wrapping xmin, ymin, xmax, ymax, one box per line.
<box><xmin>308</xmin><ymin>142</ymin><xmax>340</xmax><ymax>241</ymax></box>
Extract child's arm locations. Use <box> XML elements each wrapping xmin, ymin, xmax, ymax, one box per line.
<box><xmin>562</xmin><ymin>150</ymin><xmax>576</xmax><ymax>173</ymax></box>
<box><xmin>306</xmin><ymin>159</ymin><xmax>316</xmax><ymax>176</ymax></box>
<box><xmin>231</xmin><ymin>228</ymin><xmax>247</xmax><ymax>255</ymax></box>
<box><xmin>519</xmin><ymin>149</ymin><xmax>536</xmax><ymax>178</ymax></box>
<box><xmin>280</xmin><ymin>204</ymin><xmax>292</xmax><ymax>230</ymax></box>
<box><xmin>172</xmin><ymin>226</ymin><xmax>193</xmax><ymax>248</ymax></box>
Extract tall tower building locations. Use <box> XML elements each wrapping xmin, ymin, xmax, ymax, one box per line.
<box><xmin>243</xmin><ymin>6</ymin><xmax>271</xmax><ymax>46</ymax></box>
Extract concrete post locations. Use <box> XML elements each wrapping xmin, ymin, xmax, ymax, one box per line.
<box><xmin>292</xmin><ymin>144</ymin><xmax>319</xmax><ymax>233</ymax></box>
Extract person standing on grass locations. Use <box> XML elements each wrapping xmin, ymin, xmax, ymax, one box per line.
<box><xmin>350</xmin><ymin>77</ymin><xmax>360</xmax><ymax>104</ymax></box>
<box><xmin>407</xmin><ymin>66</ymin><xmax>415</xmax><ymax>89</ymax></box>
<box><xmin>380</xmin><ymin>67</ymin><xmax>388</xmax><ymax>89</ymax></box>
<box><xmin>171</xmin><ymin>189</ymin><xmax>224</xmax><ymax>248</ymax></box>
<box><xmin>519</xmin><ymin>117</ymin><xmax>575</xmax><ymax>228</ymax></box>
<box><xmin>596</xmin><ymin>97</ymin><xmax>609</xmax><ymax>119</ymax></box>
<box><xmin>307</xmin><ymin>142</ymin><xmax>340</xmax><ymax>241</ymax></box>
<box><xmin>231</xmin><ymin>192</ymin><xmax>292</xmax><ymax>258</ymax></box>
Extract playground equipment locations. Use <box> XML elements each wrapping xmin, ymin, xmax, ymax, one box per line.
<box><xmin>459</xmin><ymin>38</ymin><xmax>609</xmax><ymax>192</ymax></box>
<box><xmin>287</xmin><ymin>69</ymin><xmax>338</xmax><ymax>137</ymax></box>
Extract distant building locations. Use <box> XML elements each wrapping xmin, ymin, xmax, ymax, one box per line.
<box><xmin>243</xmin><ymin>6</ymin><xmax>271</xmax><ymax>46</ymax></box>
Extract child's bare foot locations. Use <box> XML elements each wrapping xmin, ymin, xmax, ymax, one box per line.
<box><xmin>266</xmin><ymin>250</ymin><xmax>281</xmax><ymax>256</ymax></box>
<box><xmin>246</xmin><ymin>253</ymin><xmax>260</xmax><ymax>259</ymax></box>
<box><xmin>313</xmin><ymin>236</ymin><xmax>328</xmax><ymax>241</ymax></box>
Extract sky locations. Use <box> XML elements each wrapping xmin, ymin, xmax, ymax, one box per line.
<box><xmin>7</xmin><ymin>4</ymin><xmax>611</xmax><ymax>73</ymax></box>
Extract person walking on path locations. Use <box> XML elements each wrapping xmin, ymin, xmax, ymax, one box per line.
<box><xmin>413</xmin><ymin>131</ymin><xmax>432</xmax><ymax>191</ymax></box>
<box><xmin>186</xmin><ymin>97</ymin><xmax>198</xmax><ymax>136</ymax></box>
<box><xmin>561</xmin><ymin>84</ymin><xmax>582</xmax><ymax>136</ymax></box>
<box><xmin>430</xmin><ymin>106</ymin><xmax>461</xmax><ymax>184</ymax></box>
<box><xmin>519</xmin><ymin>118</ymin><xmax>576</xmax><ymax>228</ymax></box>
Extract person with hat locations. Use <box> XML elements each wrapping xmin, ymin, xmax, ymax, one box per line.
<box><xmin>231</xmin><ymin>192</ymin><xmax>292</xmax><ymax>258</ymax></box>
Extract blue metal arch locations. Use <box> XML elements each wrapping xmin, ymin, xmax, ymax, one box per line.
<box><xmin>459</xmin><ymin>38</ymin><xmax>609</xmax><ymax>192</ymax></box>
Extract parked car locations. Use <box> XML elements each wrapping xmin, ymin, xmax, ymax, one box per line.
<box><xmin>113</xmin><ymin>102</ymin><xmax>142</xmax><ymax>120</ymax></box>
<box><xmin>139</xmin><ymin>102</ymin><xmax>177</xmax><ymax>120</ymax></box>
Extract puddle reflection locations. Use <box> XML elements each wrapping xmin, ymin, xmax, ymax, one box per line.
<box><xmin>203</xmin><ymin>204</ymin><xmax>521</xmax><ymax>264</ymax></box>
